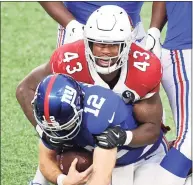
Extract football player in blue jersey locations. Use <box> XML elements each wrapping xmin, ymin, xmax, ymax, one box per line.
<box><xmin>145</xmin><ymin>2</ymin><xmax>192</xmax><ymax>185</ymax></box>
<box><xmin>39</xmin><ymin>2</ymin><xmax>145</xmax><ymax>46</ymax></box>
<box><xmin>31</xmin><ymin>74</ymin><xmax>168</xmax><ymax>185</ymax></box>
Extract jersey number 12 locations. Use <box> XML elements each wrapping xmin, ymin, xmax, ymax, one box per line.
<box><xmin>84</xmin><ymin>95</ymin><xmax>106</xmax><ymax>117</ymax></box>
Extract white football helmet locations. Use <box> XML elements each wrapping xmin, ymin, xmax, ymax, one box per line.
<box><xmin>84</xmin><ymin>5</ymin><xmax>135</xmax><ymax>74</ymax></box>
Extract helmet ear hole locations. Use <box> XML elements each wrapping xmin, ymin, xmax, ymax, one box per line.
<box><xmin>120</xmin><ymin>43</ymin><xmax>125</xmax><ymax>53</ymax></box>
<box><xmin>88</xmin><ymin>41</ymin><xmax>93</xmax><ymax>52</ymax></box>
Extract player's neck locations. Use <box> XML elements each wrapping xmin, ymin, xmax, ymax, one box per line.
<box><xmin>99</xmin><ymin>70</ymin><xmax>121</xmax><ymax>89</ymax></box>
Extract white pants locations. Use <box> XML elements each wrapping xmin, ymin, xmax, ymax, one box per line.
<box><xmin>110</xmin><ymin>137</ymin><xmax>168</xmax><ymax>185</ymax></box>
<box><xmin>184</xmin><ymin>174</ymin><xmax>192</xmax><ymax>185</ymax></box>
<box><xmin>161</xmin><ymin>48</ymin><xmax>192</xmax><ymax>160</ymax></box>
<box><xmin>56</xmin><ymin>21</ymin><xmax>146</xmax><ymax>48</ymax></box>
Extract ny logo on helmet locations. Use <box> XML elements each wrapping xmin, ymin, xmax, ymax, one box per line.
<box><xmin>61</xmin><ymin>85</ymin><xmax>77</xmax><ymax>106</ymax></box>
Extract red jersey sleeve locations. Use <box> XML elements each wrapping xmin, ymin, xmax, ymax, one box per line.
<box><xmin>49</xmin><ymin>40</ymin><xmax>95</xmax><ymax>84</ymax></box>
<box><xmin>126</xmin><ymin>43</ymin><xmax>162</xmax><ymax>99</ymax></box>
<box><xmin>49</xmin><ymin>48</ymin><xmax>61</xmax><ymax>73</ymax></box>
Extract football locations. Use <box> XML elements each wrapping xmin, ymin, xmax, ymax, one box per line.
<box><xmin>57</xmin><ymin>148</ymin><xmax>93</xmax><ymax>175</ymax></box>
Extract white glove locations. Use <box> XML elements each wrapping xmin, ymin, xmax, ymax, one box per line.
<box><xmin>145</xmin><ymin>27</ymin><xmax>162</xmax><ymax>59</ymax></box>
<box><xmin>64</xmin><ymin>20</ymin><xmax>84</xmax><ymax>44</ymax></box>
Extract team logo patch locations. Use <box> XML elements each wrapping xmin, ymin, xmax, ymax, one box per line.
<box><xmin>122</xmin><ymin>90</ymin><xmax>135</xmax><ymax>104</ymax></box>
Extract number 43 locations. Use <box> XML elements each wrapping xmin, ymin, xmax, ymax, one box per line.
<box><xmin>133</xmin><ymin>51</ymin><xmax>150</xmax><ymax>72</ymax></box>
<box><xmin>63</xmin><ymin>52</ymin><xmax>83</xmax><ymax>74</ymax></box>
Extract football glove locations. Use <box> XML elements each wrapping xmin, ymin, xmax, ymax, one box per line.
<box><xmin>145</xmin><ymin>27</ymin><xmax>162</xmax><ymax>59</ymax></box>
<box><xmin>94</xmin><ymin>126</ymin><xmax>132</xmax><ymax>149</ymax></box>
<box><xmin>64</xmin><ymin>20</ymin><xmax>84</xmax><ymax>44</ymax></box>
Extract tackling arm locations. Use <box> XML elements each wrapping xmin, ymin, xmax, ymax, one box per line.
<box><xmin>129</xmin><ymin>92</ymin><xmax>163</xmax><ymax>147</ymax></box>
<box><xmin>16</xmin><ymin>62</ymin><xmax>52</xmax><ymax>127</ymax></box>
<box><xmin>39</xmin><ymin>2</ymin><xmax>75</xmax><ymax>28</ymax></box>
<box><xmin>93</xmin><ymin>93</ymin><xmax>163</xmax><ymax>149</ymax></box>
<box><xmin>87</xmin><ymin>147</ymin><xmax>117</xmax><ymax>185</ymax></box>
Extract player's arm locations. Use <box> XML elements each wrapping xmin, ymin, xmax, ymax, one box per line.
<box><xmin>39</xmin><ymin>2</ymin><xmax>75</xmax><ymax>28</ymax></box>
<box><xmin>130</xmin><ymin>92</ymin><xmax>162</xmax><ymax>147</ymax></box>
<box><xmin>94</xmin><ymin>93</ymin><xmax>162</xmax><ymax>149</ymax></box>
<box><xmin>16</xmin><ymin>62</ymin><xmax>51</xmax><ymax>127</ymax></box>
<box><xmin>145</xmin><ymin>2</ymin><xmax>167</xmax><ymax>58</ymax></box>
<box><xmin>149</xmin><ymin>2</ymin><xmax>167</xmax><ymax>31</ymax></box>
<box><xmin>39</xmin><ymin>140</ymin><xmax>62</xmax><ymax>184</ymax></box>
<box><xmin>39</xmin><ymin>140</ymin><xmax>93</xmax><ymax>185</ymax></box>
<box><xmin>39</xmin><ymin>2</ymin><xmax>84</xmax><ymax>44</ymax></box>
<box><xmin>87</xmin><ymin>147</ymin><xmax>117</xmax><ymax>185</ymax></box>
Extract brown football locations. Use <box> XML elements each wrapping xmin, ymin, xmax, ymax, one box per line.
<box><xmin>57</xmin><ymin>148</ymin><xmax>93</xmax><ymax>175</ymax></box>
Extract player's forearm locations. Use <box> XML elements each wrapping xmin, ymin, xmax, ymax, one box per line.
<box><xmin>131</xmin><ymin>93</ymin><xmax>162</xmax><ymax>147</ymax></box>
<box><xmin>129</xmin><ymin>123</ymin><xmax>160</xmax><ymax>147</ymax></box>
<box><xmin>150</xmin><ymin>2</ymin><xmax>167</xmax><ymax>31</ymax></box>
<box><xmin>39</xmin><ymin>142</ymin><xmax>63</xmax><ymax>184</ymax></box>
<box><xmin>39</xmin><ymin>158</ymin><xmax>62</xmax><ymax>184</ymax></box>
<box><xmin>87</xmin><ymin>147</ymin><xmax>117</xmax><ymax>185</ymax></box>
<box><xmin>16</xmin><ymin>83</ymin><xmax>37</xmax><ymax>127</ymax></box>
<box><xmin>16</xmin><ymin>63</ymin><xmax>52</xmax><ymax>128</ymax></box>
<box><xmin>39</xmin><ymin>2</ymin><xmax>75</xmax><ymax>28</ymax></box>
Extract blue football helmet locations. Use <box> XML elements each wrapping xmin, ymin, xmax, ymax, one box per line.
<box><xmin>32</xmin><ymin>74</ymin><xmax>84</xmax><ymax>144</ymax></box>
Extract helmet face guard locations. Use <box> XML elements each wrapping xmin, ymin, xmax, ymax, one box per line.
<box><xmin>33</xmin><ymin>103</ymin><xmax>83</xmax><ymax>141</ymax></box>
<box><xmin>84</xmin><ymin>38</ymin><xmax>131</xmax><ymax>74</ymax></box>
<box><xmin>32</xmin><ymin>74</ymin><xmax>84</xmax><ymax>142</ymax></box>
<box><xmin>84</xmin><ymin>5</ymin><xmax>134</xmax><ymax>74</ymax></box>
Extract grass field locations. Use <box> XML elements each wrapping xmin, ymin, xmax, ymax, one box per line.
<box><xmin>1</xmin><ymin>2</ymin><xmax>175</xmax><ymax>185</ymax></box>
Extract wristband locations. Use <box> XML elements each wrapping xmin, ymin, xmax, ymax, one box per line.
<box><xmin>66</xmin><ymin>20</ymin><xmax>80</xmax><ymax>30</ymax></box>
<box><xmin>147</xmin><ymin>27</ymin><xmax>161</xmax><ymax>39</ymax></box>
<box><xmin>57</xmin><ymin>174</ymin><xmax>67</xmax><ymax>185</ymax></box>
<box><xmin>124</xmin><ymin>131</ymin><xmax>133</xmax><ymax>145</ymax></box>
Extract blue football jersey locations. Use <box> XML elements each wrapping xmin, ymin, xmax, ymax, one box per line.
<box><xmin>82</xmin><ymin>85</ymin><xmax>137</xmax><ymax>134</ymax></box>
<box><xmin>76</xmin><ymin>85</ymin><xmax>163</xmax><ymax>166</ymax></box>
<box><xmin>43</xmin><ymin>84</ymin><xmax>163</xmax><ymax>165</ymax></box>
<box><xmin>63</xmin><ymin>2</ymin><xmax>143</xmax><ymax>27</ymax></box>
<box><xmin>163</xmin><ymin>2</ymin><xmax>192</xmax><ymax>49</ymax></box>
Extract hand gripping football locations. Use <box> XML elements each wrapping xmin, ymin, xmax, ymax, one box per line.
<box><xmin>57</xmin><ymin>148</ymin><xmax>93</xmax><ymax>175</ymax></box>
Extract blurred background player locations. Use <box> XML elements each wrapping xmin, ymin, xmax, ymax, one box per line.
<box><xmin>39</xmin><ymin>1</ymin><xmax>145</xmax><ymax>46</ymax></box>
<box><xmin>33</xmin><ymin>74</ymin><xmax>168</xmax><ymax>185</ymax></box>
<box><xmin>145</xmin><ymin>2</ymin><xmax>192</xmax><ymax>185</ymax></box>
